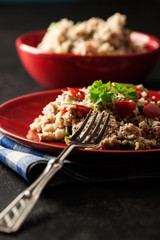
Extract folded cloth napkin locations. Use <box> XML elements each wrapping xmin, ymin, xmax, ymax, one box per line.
<box><xmin>0</xmin><ymin>132</ymin><xmax>107</xmax><ymax>184</ymax></box>
<box><xmin>0</xmin><ymin>132</ymin><xmax>92</xmax><ymax>185</ymax></box>
<box><xmin>0</xmin><ymin>132</ymin><xmax>58</xmax><ymax>182</ymax></box>
<box><xmin>0</xmin><ymin>132</ymin><xmax>100</xmax><ymax>183</ymax></box>
<box><xmin>1</xmin><ymin>132</ymin><xmax>160</xmax><ymax>184</ymax></box>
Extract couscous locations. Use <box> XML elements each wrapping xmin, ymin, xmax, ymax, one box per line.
<box><xmin>29</xmin><ymin>81</ymin><xmax>160</xmax><ymax>150</ymax></box>
<box><xmin>37</xmin><ymin>13</ymin><xmax>147</xmax><ymax>55</ymax></box>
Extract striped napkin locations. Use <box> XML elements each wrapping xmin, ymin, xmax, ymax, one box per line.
<box><xmin>1</xmin><ymin>132</ymin><xmax>160</xmax><ymax>184</ymax></box>
<box><xmin>0</xmin><ymin>132</ymin><xmax>58</xmax><ymax>182</ymax></box>
<box><xmin>0</xmin><ymin>133</ymin><xmax>101</xmax><ymax>184</ymax></box>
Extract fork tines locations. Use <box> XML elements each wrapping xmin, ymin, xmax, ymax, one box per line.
<box><xmin>70</xmin><ymin>110</ymin><xmax>110</xmax><ymax>146</ymax></box>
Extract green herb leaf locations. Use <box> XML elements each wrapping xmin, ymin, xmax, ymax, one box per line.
<box><xmin>112</xmin><ymin>83</ymin><xmax>138</xmax><ymax>100</ymax></box>
<box><xmin>88</xmin><ymin>80</ymin><xmax>138</xmax><ymax>107</ymax></box>
<box><xmin>88</xmin><ymin>80</ymin><xmax>116</xmax><ymax>106</ymax></box>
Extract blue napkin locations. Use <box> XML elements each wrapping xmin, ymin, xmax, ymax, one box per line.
<box><xmin>0</xmin><ymin>132</ymin><xmax>57</xmax><ymax>182</ymax></box>
<box><xmin>0</xmin><ymin>133</ymin><xmax>100</xmax><ymax>183</ymax></box>
<box><xmin>1</xmin><ymin>132</ymin><xmax>160</xmax><ymax>183</ymax></box>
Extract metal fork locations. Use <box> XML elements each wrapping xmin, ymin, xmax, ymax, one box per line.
<box><xmin>0</xmin><ymin>110</ymin><xmax>110</xmax><ymax>233</ymax></box>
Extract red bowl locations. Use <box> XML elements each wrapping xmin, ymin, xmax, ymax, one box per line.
<box><xmin>16</xmin><ymin>30</ymin><xmax>160</xmax><ymax>89</ymax></box>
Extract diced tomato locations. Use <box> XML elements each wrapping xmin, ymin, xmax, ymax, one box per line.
<box><xmin>76</xmin><ymin>105</ymin><xmax>93</xmax><ymax>116</ymax></box>
<box><xmin>67</xmin><ymin>87</ymin><xmax>85</xmax><ymax>101</ymax></box>
<box><xmin>58</xmin><ymin>103</ymin><xmax>92</xmax><ymax>117</ymax></box>
<box><xmin>115</xmin><ymin>100</ymin><xmax>136</xmax><ymax>118</ymax></box>
<box><xmin>147</xmin><ymin>91</ymin><xmax>160</xmax><ymax>102</ymax></box>
<box><xmin>143</xmin><ymin>102</ymin><xmax>160</xmax><ymax>118</ymax></box>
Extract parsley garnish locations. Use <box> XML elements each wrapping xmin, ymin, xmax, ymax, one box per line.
<box><xmin>88</xmin><ymin>80</ymin><xmax>117</xmax><ymax>105</ymax></box>
<box><xmin>88</xmin><ymin>80</ymin><xmax>138</xmax><ymax>106</ymax></box>
<box><xmin>112</xmin><ymin>83</ymin><xmax>138</xmax><ymax>101</ymax></box>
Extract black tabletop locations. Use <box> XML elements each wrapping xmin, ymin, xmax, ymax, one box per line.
<box><xmin>1</xmin><ymin>1</ymin><xmax>160</xmax><ymax>240</ymax></box>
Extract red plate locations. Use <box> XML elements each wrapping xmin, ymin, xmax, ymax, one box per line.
<box><xmin>1</xmin><ymin>89</ymin><xmax>160</xmax><ymax>169</ymax></box>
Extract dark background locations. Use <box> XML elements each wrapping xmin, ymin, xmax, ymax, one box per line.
<box><xmin>0</xmin><ymin>1</ymin><xmax>160</xmax><ymax>239</ymax></box>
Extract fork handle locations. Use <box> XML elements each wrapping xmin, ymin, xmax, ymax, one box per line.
<box><xmin>0</xmin><ymin>144</ymin><xmax>78</xmax><ymax>233</ymax></box>
<box><xmin>0</xmin><ymin>161</ymin><xmax>62</xmax><ymax>233</ymax></box>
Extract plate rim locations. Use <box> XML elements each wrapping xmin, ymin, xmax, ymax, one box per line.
<box><xmin>1</xmin><ymin>88</ymin><xmax>160</xmax><ymax>155</ymax></box>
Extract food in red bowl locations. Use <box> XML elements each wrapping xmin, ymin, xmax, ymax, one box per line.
<box><xmin>15</xmin><ymin>13</ymin><xmax>160</xmax><ymax>89</ymax></box>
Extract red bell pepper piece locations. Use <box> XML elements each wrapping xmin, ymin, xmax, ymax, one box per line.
<box><xmin>59</xmin><ymin>103</ymin><xmax>92</xmax><ymax>117</ymax></box>
<box><xmin>143</xmin><ymin>102</ymin><xmax>160</xmax><ymax>118</ymax></box>
<box><xmin>115</xmin><ymin>100</ymin><xmax>136</xmax><ymax>118</ymax></box>
<box><xmin>67</xmin><ymin>87</ymin><xmax>85</xmax><ymax>101</ymax></box>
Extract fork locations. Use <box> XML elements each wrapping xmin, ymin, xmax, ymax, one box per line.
<box><xmin>0</xmin><ymin>110</ymin><xmax>110</xmax><ymax>233</ymax></box>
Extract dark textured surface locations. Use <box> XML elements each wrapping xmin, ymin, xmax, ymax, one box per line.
<box><xmin>0</xmin><ymin>1</ymin><xmax>160</xmax><ymax>239</ymax></box>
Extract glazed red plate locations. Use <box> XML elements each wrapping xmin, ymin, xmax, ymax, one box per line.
<box><xmin>1</xmin><ymin>89</ymin><xmax>160</xmax><ymax>170</ymax></box>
